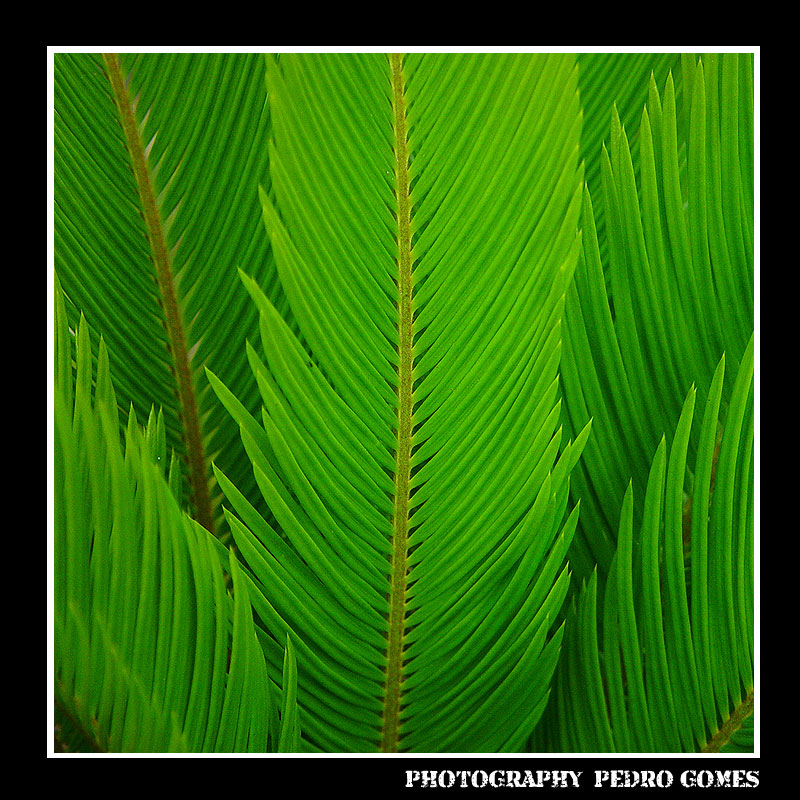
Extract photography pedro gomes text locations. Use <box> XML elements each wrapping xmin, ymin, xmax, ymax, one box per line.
<box><xmin>404</xmin><ymin>769</ymin><xmax>760</xmax><ymax>790</ymax></box>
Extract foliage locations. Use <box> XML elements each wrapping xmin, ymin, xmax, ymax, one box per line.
<box><xmin>51</xmin><ymin>49</ymin><xmax>755</xmax><ymax>754</ymax></box>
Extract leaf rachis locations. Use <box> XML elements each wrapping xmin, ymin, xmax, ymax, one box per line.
<box><xmin>381</xmin><ymin>52</ymin><xmax>415</xmax><ymax>754</ymax></box>
<box><xmin>101</xmin><ymin>53</ymin><xmax>214</xmax><ymax>535</ymax></box>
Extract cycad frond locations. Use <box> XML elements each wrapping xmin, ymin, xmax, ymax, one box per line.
<box><xmin>560</xmin><ymin>53</ymin><xmax>754</xmax><ymax>582</ymax></box>
<box><xmin>210</xmin><ymin>52</ymin><xmax>588</xmax><ymax>753</ymax></box>
<box><xmin>53</xmin><ymin>280</ymin><xmax>297</xmax><ymax>752</ymax></box>
<box><xmin>536</xmin><ymin>341</ymin><xmax>754</xmax><ymax>753</ymax></box>
<box><xmin>54</xmin><ymin>53</ymin><xmax>285</xmax><ymax>534</ymax></box>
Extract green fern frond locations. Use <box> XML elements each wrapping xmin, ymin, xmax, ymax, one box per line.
<box><xmin>54</xmin><ymin>52</ymin><xmax>286</xmax><ymax>534</ymax></box>
<box><xmin>208</xmin><ymin>52</ymin><xmax>588</xmax><ymax>753</ymax></box>
<box><xmin>560</xmin><ymin>53</ymin><xmax>754</xmax><ymax>582</ymax></box>
<box><xmin>53</xmin><ymin>280</ymin><xmax>297</xmax><ymax>752</ymax></box>
<box><xmin>535</xmin><ymin>341</ymin><xmax>754</xmax><ymax>753</ymax></box>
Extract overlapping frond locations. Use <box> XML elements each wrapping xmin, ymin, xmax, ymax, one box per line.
<box><xmin>54</xmin><ymin>279</ymin><xmax>298</xmax><ymax>752</ymax></box>
<box><xmin>533</xmin><ymin>52</ymin><xmax>756</xmax><ymax>755</ymax></box>
<box><xmin>534</xmin><ymin>341</ymin><xmax>754</xmax><ymax>752</ymax></box>
<box><xmin>209</xmin><ymin>52</ymin><xmax>588</xmax><ymax>753</ymax></box>
<box><xmin>560</xmin><ymin>53</ymin><xmax>755</xmax><ymax>582</ymax></box>
<box><xmin>54</xmin><ymin>52</ymin><xmax>285</xmax><ymax>533</ymax></box>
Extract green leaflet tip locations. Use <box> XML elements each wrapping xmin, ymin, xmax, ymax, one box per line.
<box><xmin>237</xmin><ymin>266</ymin><xmax>274</xmax><ymax>318</ymax></box>
<box><xmin>665</xmin><ymin>70</ymin><xmax>676</xmax><ymax>99</ymax></box>
<box><xmin>237</xmin><ymin>266</ymin><xmax>255</xmax><ymax>290</ymax></box>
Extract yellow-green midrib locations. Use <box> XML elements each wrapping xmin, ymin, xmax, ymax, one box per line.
<box><xmin>381</xmin><ymin>52</ymin><xmax>415</xmax><ymax>754</ymax></box>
